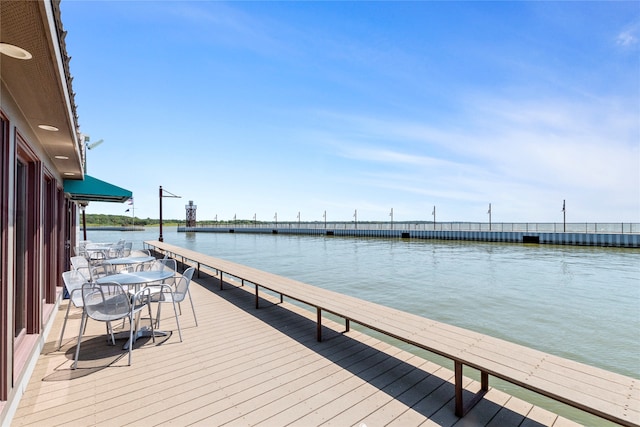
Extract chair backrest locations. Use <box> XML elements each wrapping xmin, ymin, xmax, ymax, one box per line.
<box><xmin>82</xmin><ymin>282</ymin><xmax>131</xmax><ymax>321</ymax></box>
<box><xmin>71</xmin><ymin>256</ymin><xmax>89</xmax><ymax>270</ymax></box>
<box><xmin>130</xmin><ymin>249</ymin><xmax>150</xmax><ymax>257</ymax></box>
<box><xmin>62</xmin><ymin>270</ymin><xmax>88</xmax><ymax>308</ymax></box>
<box><xmin>149</xmin><ymin>258</ymin><xmax>176</xmax><ymax>272</ymax></box>
<box><xmin>122</xmin><ymin>241</ymin><xmax>133</xmax><ymax>257</ymax></box>
<box><xmin>173</xmin><ymin>267</ymin><xmax>195</xmax><ymax>302</ymax></box>
<box><xmin>107</xmin><ymin>243</ymin><xmax>124</xmax><ymax>259</ymax></box>
<box><xmin>90</xmin><ymin>262</ymin><xmax>115</xmax><ymax>281</ymax></box>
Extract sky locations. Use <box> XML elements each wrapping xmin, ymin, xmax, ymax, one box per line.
<box><xmin>61</xmin><ymin>1</ymin><xmax>640</xmax><ymax>224</ymax></box>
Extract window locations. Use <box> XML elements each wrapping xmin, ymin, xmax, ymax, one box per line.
<box><xmin>15</xmin><ymin>134</ymin><xmax>40</xmax><ymax>337</ymax></box>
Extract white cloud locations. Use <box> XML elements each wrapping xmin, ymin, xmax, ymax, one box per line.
<box><xmin>616</xmin><ymin>22</ymin><xmax>640</xmax><ymax>48</ymax></box>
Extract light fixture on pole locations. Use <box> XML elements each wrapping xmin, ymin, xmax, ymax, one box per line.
<box><xmin>159</xmin><ymin>185</ymin><xmax>181</xmax><ymax>242</ymax></box>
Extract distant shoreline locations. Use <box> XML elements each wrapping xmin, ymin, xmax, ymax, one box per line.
<box><xmin>84</xmin><ymin>226</ymin><xmax>145</xmax><ymax>231</ymax></box>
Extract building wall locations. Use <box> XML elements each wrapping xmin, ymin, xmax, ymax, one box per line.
<box><xmin>0</xmin><ymin>79</ymin><xmax>71</xmax><ymax>425</ymax></box>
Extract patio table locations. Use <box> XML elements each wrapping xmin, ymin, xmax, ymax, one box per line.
<box><xmin>96</xmin><ymin>270</ymin><xmax>175</xmax><ymax>348</ymax></box>
<box><xmin>104</xmin><ymin>256</ymin><xmax>155</xmax><ymax>269</ymax></box>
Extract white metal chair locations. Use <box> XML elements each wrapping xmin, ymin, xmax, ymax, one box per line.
<box><xmin>58</xmin><ymin>270</ymin><xmax>87</xmax><ymax>350</ymax></box>
<box><xmin>130</xmin><ymin>249</ymin><xmax>150</xmax><ymax>257</ymax></box>
<box><xmin>146</xmin><ymin>257</ymin><xmax>177</xmax><ymax>285</ymax></box>
<box><xmin>70</xmin><ymin>255</ymin><xmax>89</xmax><ymax>270</ymax></box>
<box><xmin>150</xmin><ymin>267</ymin><xmax>197</xmax><ymax>342</ymax></box>
<box><xmin>70</xmin><ymin>255</ymin><xmax>92</xmax><ymax>280</ymax></box>
<box><xmin>89</xmin><ymin>262</ymin><xmax>115</xmax><ymax>281</ymax></box>
<box><xmin>72</xmin><ymin>282</ymin><xmax>155</xmax><ymax>369</ymax></box>
<box><xmin>122</xmin><ymin>241</ymin><xmax>133</xmax><ymax>257</ymax></box>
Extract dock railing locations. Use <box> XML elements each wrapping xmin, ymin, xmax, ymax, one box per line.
<box><xmin>183</xmin><ymin>221</ymin><xmax>640</xmax><ymax>234</ymax></box>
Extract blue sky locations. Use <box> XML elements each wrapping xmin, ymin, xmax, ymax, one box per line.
<box><xmin>61</xmin><ymin>1</ymin><xmax>640</xmax><ymax>223</ymax></box>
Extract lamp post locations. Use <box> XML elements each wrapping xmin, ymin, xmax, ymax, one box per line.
<box><xmin>488</xmin><ymin>203</ymin><xmax>492</xmax><ymax>231</ymax></box>
<box><xmin>158</xmin><ymin>185</ymin><xmax>181</xmax><ymax>242</ymax></box>
<box><xmin>390</xmin><ymin>208</ymin><xmax>393</xmax><ymax>230</ymax></box>
<box><xmin>432</xmin><ymin>206</ymin><xmax>436</xmax><ymax>230</ymax></box>
<box><xmin>79</xmin><ymin>202</ymin><xmax>88</xmax><ymax>241</ymax></box>
<box><xmin>562</xmin><ymin>199</ymin><xmax>566</xmax><ymax>232</ymax></box>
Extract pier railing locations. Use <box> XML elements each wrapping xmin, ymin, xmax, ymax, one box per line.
<box><xmin>183</xmin><ymin>221</ymin><xmax>640</xmax><ymax>234</ymax></box>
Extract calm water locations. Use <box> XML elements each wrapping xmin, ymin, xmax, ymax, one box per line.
<box><xmin>87</xmin><ymin>226</ymin><xmax>639</xmax><ymax>424</ymax></box>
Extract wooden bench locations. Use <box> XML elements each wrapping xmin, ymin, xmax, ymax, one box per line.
<box><xmin>145</xmin><ymin>240</ymin><xmax>639</xmax><ymax>426</ymax></box>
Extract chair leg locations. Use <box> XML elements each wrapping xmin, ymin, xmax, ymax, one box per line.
<box><xmin>72</xmin><ymin>312</ymin><xmax>88</xmax><ymax>370</ymax></box>
<box><xmin>147</xmin><ymin>302</ymin><xmax>156</xmax><ymax>344</ymax></box>
<box><xmin>155</xmin><ymin>303</ymin><xmax>162</xmax><ymax>329</ymax></box>
<box><xmin>128</xmin><ymin>313</ymin><xmax>134</xmax><ymax>366</ymax></box>
<box><xmin>172</xmin><ymin>299</ymin><xmax>182</xmax><ymax>342</ymax></box>
<box><xmin>188</xmin><ymin>289</ymin><xmax>198</xmax><ymax>327</ymax></box>
<box><xmin>106</xmin><ymin>321</ymin><xmax>116</xmax><ymax>345</ymax></box>
<box><xmin>57</xmin><ymin>301</ymin><xmax>73</xmax><ymax>350</ymax></box>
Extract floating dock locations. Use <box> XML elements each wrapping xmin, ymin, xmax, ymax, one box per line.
<box><xmin>179</xmin><ymin>224</ymin><xmax>640</xmax><ymax>248</ymax></box>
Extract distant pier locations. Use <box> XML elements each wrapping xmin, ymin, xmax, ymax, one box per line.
<box><xmin>178</xmin><ymin>222</ymin><xmax>640</xmax><ymax>248</ymax></box>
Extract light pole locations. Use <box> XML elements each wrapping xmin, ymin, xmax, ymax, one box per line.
<box><xmin>562</xmin><ymin>199</ymin><xmax>566</xmax><ymax>232</ymax></box>
<box><xmin>79</xmin><ymin>202</ymin><xmax>88</xmax><ymax>241</ymax></box>
<box><xmin>159</xmin><ymin>185</ymin><xmax>181</xmax><ymax>242</ymax></box>
<box><xmin>390</xmin><ymin>208</ymin><xmax>393</xmax><ymax>230</ymax></box>
<box><xmin>488</xmin><ymin>203</ymin><xmax>492</xmax><ymax>231</ymax></box>
<box><xmin>432</xmin><ymin>206</ymin><xmax>436</xmax><ymax>230</ymax></box>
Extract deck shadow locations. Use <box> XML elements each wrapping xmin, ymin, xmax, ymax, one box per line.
<box><xmin>191</xmin><ymin>270</ymin><xmax>549</xmax><ymax>427</ymax></box>
<box><xmin>43</xmin><ymin>320</ymin><xmax>172</xmax><ymax>381</ymax></box>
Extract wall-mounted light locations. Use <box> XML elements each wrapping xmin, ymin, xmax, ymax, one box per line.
<box><xmin>55</xmin><ymin>155</ymin><xmax>69</xmax><ymax>160</ymax></box>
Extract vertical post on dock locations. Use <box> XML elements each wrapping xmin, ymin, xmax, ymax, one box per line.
<box><xmin>159</xmin><ymin>186</ymin><xmax>181</xmax><ymax>242</ymax></box>
<box><xmin>159</xmin><ymin>186</ymin><xmax>163</xmax><ymax>242</ymax></box>
<box><xmin>323</xmin><ymin>210</ymin><xmax>326</xmax><ymax>229</ymax></box>
<box><xmin>432</xmin><ymin>206</ymin><xmax>436</xmax><ymax>230</ymax></box>
<box><xmin>354</xmin><ymin>209</ymin><xmax>358</xmax><ymax>229</ymax></box>
<box><xmin>488</xmin><ymin>203</ymin><xmax>492</xmax><ymax>231</ymax></box>
<box><xmin>390</xmin><ymin>208</ymin><xmax>393</xmax><ymax>230</ymax></box>
<box><xmin>562</xmin><ymin>200</ymin><xmax>566</xmax><ymax>232</ymax></box>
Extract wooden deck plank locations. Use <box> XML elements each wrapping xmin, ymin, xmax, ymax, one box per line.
<box><xmin>10</xmin><ymin>265</ymin><xmax>604</xmax><ymax>427</ymax></box>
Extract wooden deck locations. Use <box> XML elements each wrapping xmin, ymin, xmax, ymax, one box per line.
<box><xmin>10</xmin><ymin>272</ymin><xmax>585</xmax><ymax>427</ymax></box>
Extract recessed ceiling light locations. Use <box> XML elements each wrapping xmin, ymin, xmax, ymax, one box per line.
<box><xmin>0</xmin><ymin>43</ymin><xmax>32</xmax><ymax>60</ymax></box>
<box><xmin>55</xmin><ymin>155</ymin><xmax>69</xmax><ymax>160</ymax></box>
<box><xmin>63</xmin><ymin>172</ymin><xmax>75</xmax><ymax>176</ymax></box>
<box><xmin>38</xmin><ymin>124</ymin><xmax>59</xmax><ymax>131</ymax></box>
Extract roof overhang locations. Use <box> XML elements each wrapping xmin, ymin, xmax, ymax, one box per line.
<box><xmin>1</xmin><ymin>0</ymin><xmax>84</xmax><ymax>176</ymax></box>
<box><xmin>64</xmin><ymin>175</ymin><xmax>132</xmax><ymax>203</ymax></box>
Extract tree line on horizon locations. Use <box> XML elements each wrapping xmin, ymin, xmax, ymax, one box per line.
<box><xmin>85</xmin><ymin>213</ymin><xmax>441</xmax><ymax>227</ymax></box>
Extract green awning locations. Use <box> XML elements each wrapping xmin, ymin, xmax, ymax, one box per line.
<box><xmin>64</xmin><ymin>174</ymin><xmax>132</xmax><ymax>203</ymax></box>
